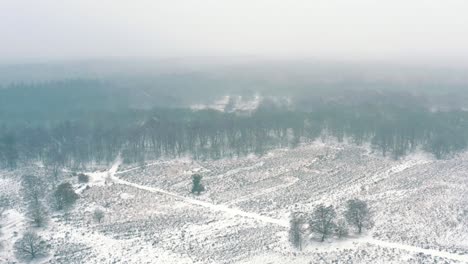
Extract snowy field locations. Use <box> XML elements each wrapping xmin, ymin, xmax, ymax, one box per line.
<box><xmin>1</xmin><ymin>141</ymin><xmax>467</xmax><ymax>263</ymax></box>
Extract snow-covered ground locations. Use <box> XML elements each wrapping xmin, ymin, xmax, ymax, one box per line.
<box><xmin>191</xmin><ymin>94</ymin><xmax>262</xmax><ymax>113</ymax></box>
<box><xmin>1</xmin><ymin>141</ymin><xmax>467</xmax><ymax>263</ymax></box>
<box><xmin>190</xmin><ymin>94</ymin><xmax>291</xmax><ymax>113</ymax></box>
<box><xmin>0</xmin><ymin>210</ymin><xmax>26</xmax><ymax>263</ymax></box>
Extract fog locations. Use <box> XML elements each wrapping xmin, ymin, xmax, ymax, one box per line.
<box><xmin>2</xmin><ymin>3</ymin><xmax>468</xmax><ymax>263</ymax></box>
<box><xmin>2</xmin><ymin>0</ymin><xmax>468</xmax><ymax>65</ymax></box>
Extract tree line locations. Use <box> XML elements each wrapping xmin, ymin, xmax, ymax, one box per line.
<box><xmin>1</xmin><ymin>104</ymin><xmax>468</xmax><ymax>170</ymax></box>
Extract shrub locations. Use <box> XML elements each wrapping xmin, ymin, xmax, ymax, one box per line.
<box><xmin>53</xmin><ymin>182</ymin><xmax>79</xmax><ymax>210</ymax></box>
<box><xmin>191</xmin><ymin>174</ymin><xmax>205</xmax><ymax>195</ymax></box>
<box><xmin>78</xmin><ymin>173</ymin><xmax>90</xmax><ymax>183</ymax></box>
<box><xmin>93</xmin><ymin>208</ymin><xmax>105</xmax><ymax>223</ymax></box>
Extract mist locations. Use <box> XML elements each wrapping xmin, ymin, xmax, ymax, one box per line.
<box><xmin>2</xmin><ymin>2</ymin><xmax>468</xmax><ymax>264</ymax></box>
<box><xmin>2</xmin><ymin>0</ymin><xmax>468</xmax><ymax>66</ymax></box>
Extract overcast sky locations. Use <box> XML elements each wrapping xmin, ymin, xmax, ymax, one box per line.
<box><xmin>1</xmin><ymin>0</ymin><xmax>468</xmax><ymax>64</ymax></box>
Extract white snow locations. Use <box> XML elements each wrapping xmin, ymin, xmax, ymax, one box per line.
<box><xmin>361</xmin><ymin>237</ymin><xmax>468</xmax><ymax>263</ymax></box>
<box><xmin>0</xmin><ymin>210</ymin><xmax>26</xmax><ymax>263</ymax></box>
<box><xmin>119</xmin><ymin>193</ymin><xmax>135</xmax><ymax>200</ymax></box>
<box><xmin>112</xmin><ymin>176</ymin><xmax>289</xmax><ymax>227</ymax></box>
<box><xmin>190</xmin><ymin>94</ymin><xmax>263</xmax><ymax>113</ymax></box>
<box><xmin>3</xmin><ymin>141</ymin><xmax>467</xmax><ymax>263</ymax></box>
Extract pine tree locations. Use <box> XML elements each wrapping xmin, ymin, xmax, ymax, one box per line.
<box><xmin>191</xmin><ymin>174</ymin><xmax>205</xmax><ymax>195</ymax></box>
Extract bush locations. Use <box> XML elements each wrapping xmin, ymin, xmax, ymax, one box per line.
<box><xmin>78</xmin><ymin>173</ymin><xmax>90</xmax><ymax>183</ymax></box>
<box><xmin>191</xmin><ymin>174</ymin><xmax>205</xmax><ymax>195</ymax></box>
<box><xmin>93</xmin><ymin>208</ymin><xmax>105</xmax><ymax>223</ymax></box>
<box><xmin>53</xmin><ymin>182</ymin><xmax>79</xmax><ymax>210</ymax></box>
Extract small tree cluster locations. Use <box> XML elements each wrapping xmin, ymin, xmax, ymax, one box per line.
<box><xmin>292</xmin><ymin>199</ymin><xmax>372</xmax><ymax>245</ymax></box>
<box><xmin>78</xmin><ymin>173</ymin><xmax>90</xmax><ymax>183</ymax></box>
<box><xmin>191</xmin><ymin>174</ymin><xmax>205</xmax><ymax>195</ymax></box>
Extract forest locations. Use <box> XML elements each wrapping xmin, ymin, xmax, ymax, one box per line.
<box><xmin>1</xmin><ymin>98</ymin><xmax>467</xmax><ymax>170</ymax></box>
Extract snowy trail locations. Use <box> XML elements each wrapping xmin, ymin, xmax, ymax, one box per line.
<box><xmin>363</xmin><ymin>238</ymin><xmax>468</xmax><ymax>263</ymax></box>
<box><xmin>112</xmin><ymin>176</ymin><xmax>288</xmax><ymax>227</ymax></box>
<box><xmin>111</xmin><ymin>158</ymin><xmax>287</xmax><ymax>227</ymax></box>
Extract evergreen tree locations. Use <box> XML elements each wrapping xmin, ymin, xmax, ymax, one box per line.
<box><xmin>191</xmin><ymin>174</ymin><xmax>205</xmax><ymax>195</ymax></box>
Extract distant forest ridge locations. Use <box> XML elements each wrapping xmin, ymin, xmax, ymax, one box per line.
<box><xmin>1</xmin><ymin>78</ymin><xmax>468</xmax><ymax>123</ymax></box>
<box><xmin>1</xmin><ymin>95</ymin><xmax>468</xmax><ymax>170</ymax></box>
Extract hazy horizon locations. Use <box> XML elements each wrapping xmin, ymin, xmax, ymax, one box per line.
<box><xmin>2</xmin><ymin>0</ymin><xmax>468</xmax><ymax>66</ymax></box>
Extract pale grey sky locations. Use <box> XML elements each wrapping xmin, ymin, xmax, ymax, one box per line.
<box><xmin>1</xmin><ymin>0</ymin><xmax>468</xmax><ymax>63</ymax></box>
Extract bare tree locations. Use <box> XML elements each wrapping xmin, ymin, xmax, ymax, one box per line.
<box><xmin>21</xmin><ymin>175</ymin><xmax>45</xmax><ymax>205</ymax></box>
<box><xmin>21</xmin><ymin>175</ymin><xmax>48</xmax><ymax>227</ymax></box>
<box><xmin>309</xmin><ymin>204</ymin><xmax>336</xmax><ymax>242</ymax></box>
<box><xmin>14</xmin><ymin>231</ymin><xmax>48</xmax><ymax>260</ymax></box>
<box><xmin>27</xmin><ymin>201</ymin><xmax>48</xmax><ymax>227</ymax></box>
<box><xmin>0</xmin><ymin>196</ymin><xmax>9</xmax><ymax>236</ymax></box>
<box><xmin>289</xmin><ymin>212</ymin><xmax>304</xmax><ymax>250</ymax></box>
<box><xmin>93</xmin><ymin>208</ymin><xmax>105</xmax><ymax>223</ymax></box>
<box><xmin>345</xmin><ymin>199</ymin><xmax>372</xmax><ymax>234</ymax></box>
<box><xmin>44</xmin><ymin>144</ymin><xmax>65</xmax><ymax>185</ymax></box>
<box><xmin>0</xmin><ymin>195</ymin><xmax>9</xmax><ymax>217</ymax></box>
<box><xmin>78</xmin><ymin>173</ymin><xmax>90</xmax><ymax>183</ymax></box>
